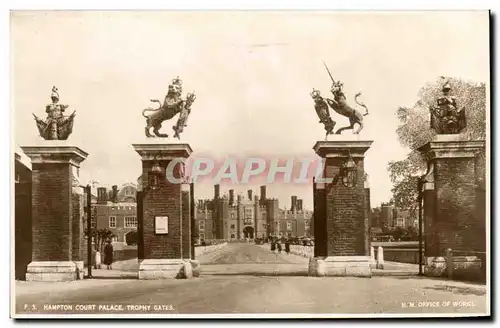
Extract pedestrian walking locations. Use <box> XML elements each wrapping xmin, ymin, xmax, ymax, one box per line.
<box><xmin>103</xmin><ymin>239</ymin><xmax>114</xmax><ymax>270</ymax></box>
<box><xmin>277</xmin><ymin>241</ymin><xmax>282</xmax><ymax>253</ymax></box>
<box><xmin>270</xmin><ymin>241</ymin><xmax>276</xmax><ymax>252</ymax></box>
<box><xmin>285</xmin><ymin>239</ymin><xmax>290</xmax><ymax>255</ymax></box>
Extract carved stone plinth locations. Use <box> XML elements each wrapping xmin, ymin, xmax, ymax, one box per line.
<box><xmin>26</xmin><ymin>261</ymin><xmax>79</xmax><ymax>282</ymax></box>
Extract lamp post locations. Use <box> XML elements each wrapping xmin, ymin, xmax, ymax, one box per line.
<box><xmin>81</xmin><ymin>180</ymin><xmax>98</xmax><ymax>279</ymax></box>
<box><xmin>341</xmin><ymin>151</ymin><xmax>358</xmax><ymax>188</ymax></box>
<box><xmin>148</xmin><ymin>162</ymin><xmax>163</xmax><ymax>190</ymax></box>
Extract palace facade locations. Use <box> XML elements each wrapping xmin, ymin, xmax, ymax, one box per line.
<box><xmin>195</xmin><ymin>185</ymin><xmax>313</xmax><ymax>241</ymax></box>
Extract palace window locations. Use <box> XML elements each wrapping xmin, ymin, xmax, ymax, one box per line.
<box><xmin>125</xmin><ymin>216</ymin><xmax>137</xmax><ymax>228</ymax></box>
<box><xmin>109</xmin><ymin>216</ymin><xmax>116</xmax><ymax>228</ymax></box>
<box><xmin>305</xmin><ymin>220</ymin><xmax>310</xmax><ymax>228</ymax></box>
<box><xmin>230</xmin><ymin>234</ymin><xmax>235</xmax><ymax>239</ymax></box>
<box><xmin>199</xmin><ymin>233</ymin><xmax>205</xmax><ymax>241</ymax></box>
<box><xmin>199</xmin><ymin>221</ymin><xmax>205</xmax><ymax>231</ymax></box>
<box><xmin>112</xmin><ymin>235</ymin><xmax>119</xmax><ymax>242</ymax></box>
<box><xmin>287</xmin><ymin>222</ymin><xmax>292</xmax><ymax>231</ymax></box>
<box><xmin>244</xmin><ymin>208</ymin><xmax>253</xmax><ymax>217</ymax></box>
<box><xmin>230</xmin><ymin>224</ymin><xmax>235</xmax><ymax>229</ymax></box>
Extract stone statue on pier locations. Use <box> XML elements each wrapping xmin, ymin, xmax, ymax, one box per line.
<box><xmin>430</xmin><ymin>81</ymin><xmax>466</xmax><ymax>134</ymax></box>
<box><xmin>311</xmin><ymin>89</ymin><xmax>336</xmax><ymax>137</ymax></box>
<box><xmin>142</xmin><ymin>76</ymin><xmax>196</xmax><ymax>139</ymax></box>
<box><xmin>33</xmin><ymin>86</ymin><xmax>76</xmax><ymax>140</ymax></box>
<box><xmin>312</xmin><ymin>63</ymin><xmax>369</xmax><ymax>137</ymax></box>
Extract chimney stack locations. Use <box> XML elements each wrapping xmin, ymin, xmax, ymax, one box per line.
<box><xmin>247</xmin><ymin>189</ymin><xmax>253</xmax><ymax>201</ymax></box>
<box><xmin>237</xmin><ymin>194</ymin><xmax>242</xmax><ymax>203</ymax></box>
<box><xmin>260</xmin><ymin>185</ymin><xmax>267</xmax><ymax>204</ymax></box>
<box><xmin>112</xmin><ymin>185</ymin><xmax>119</xmax><ymax>203</ymax></box>
<box><xmin>97</xmin><ymin>187</ymin><xmax>107</xmax><ymax>204</ymax></box>
<box><xmin>291</xmin><ymin>195</ymin><xmax>297</xmax><ymax>211</ymax></box>
<box><xmin>297</xmin><ymin>199</ymin><xmax>303</xmax><ymax>211</ymax></box>
<box><xmin>214</xmin><ymin>184</ymin><xmax>220</xmax><ymax>199</ymax></box>
<box><xmin>229</xmin><ymin>189</ymin><xmax>234</xmax><ymax>206</ymax></box>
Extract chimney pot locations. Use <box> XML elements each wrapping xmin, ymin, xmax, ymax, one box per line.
<box><xmin>214</xmin><ymin>184</ymin><xmax>220</xmax><ymax>199</ymax></box>
<box><xmin>112</xmin><ymin>185</ymin><xmax>119</xmax><ymax>203</ymax></box>
<box><xmin>260</xmin><ymin>185</ymin><xmax>267</xmax><ymax>205</ymax></box>
<box><xmin>229</xmin><ymin>189</ymin><xmax>234</xmax><ymax>206</ymax></box>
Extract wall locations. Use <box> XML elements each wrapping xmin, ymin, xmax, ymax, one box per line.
<box><xmin>14</xmin><ymin>158</ymin><xmax>32</xmax><ymax>280</ymax></box>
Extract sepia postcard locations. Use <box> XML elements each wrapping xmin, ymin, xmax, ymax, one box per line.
<box><xmin>10</xmin><ymin>10</ymin><xmax>490</xmax><ymax>319</ymax></box>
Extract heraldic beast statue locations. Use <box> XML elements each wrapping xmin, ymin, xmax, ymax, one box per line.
<box><xmin>142</xmin><ymin>77</ymin><xmax>196</xmax><ymax>139</ymax></box>
<box><xmin>311</xmin><ymin>63</ymin><xmax>369</xmax><ymax>137</ymax></box>
<box><xmin>33</xmin><ymin>86</ymin><xmax>76</xmax><ymax>140</ymax></box>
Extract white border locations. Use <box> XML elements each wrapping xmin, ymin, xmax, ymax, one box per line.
<box><xmin>3</xmin><ymin>0</ymin><xmax>498</xmax><ymax>324</ymax></box>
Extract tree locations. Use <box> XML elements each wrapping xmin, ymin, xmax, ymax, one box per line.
<box><xmin>84</xmin><ymin>228</ymin><xmax>115</xmax><ymax>252</ymax></box>
<box><xmin>390</xmin><ymin>77</ymin><xmax>486</xmax><ymax>214</ymax></box>
<box><xmin>406</xmin><ymin>226</ymin><xmax>419</xmax><ymax>241</ymax></box>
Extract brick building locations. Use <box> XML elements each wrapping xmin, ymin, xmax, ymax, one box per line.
<box><xmin>92</xmin><ymin>183</ymin><xmax>138</xmax><ymax>244</ymax></box>
<box><xmin>195</xmin><ymin>185</ymin><xmax>313</xmax><ymax>241</ymax></box>
<box><xmin>379</xmin><ymin>204</ymin><xmax>418</xmax><ymax>230</ymax></box>
<box><xmin>380</xmin><ymin>203</ymin><xmax>394</xmax><ymax>229</ymax></box>
<box><xmin>393</xmin><ymin>209</ymin><xmax>418</xmax><ymax>229</ymax></box>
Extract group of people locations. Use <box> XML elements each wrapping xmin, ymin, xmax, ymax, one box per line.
<box><xmin>269</xmin><ymin>238</ymin><xmax>291</xmax><ymax>255</ymax></box>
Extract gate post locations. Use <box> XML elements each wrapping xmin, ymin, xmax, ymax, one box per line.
<box><xmin>22</xmin><ymin>143</ymin><xmax>88</xmax><ymax>281</ymax></box>
<box><xmin>190</xmin><ymin>182</ymin><xmax>196</xmax><ymax>260</ymax></box>
<box><xmin>311</xmin><ymin>137</ymin><xmax>373</xmax><ymax>277</ymax></box>
<box><xmin>133</xmin><ymin>141</ymin><xmax>193</xmax><ymax>279</ymax></box>
<box><xmin>418</xmin><ymin>135</ymin><xmax>485</xmax><ymax>278</ymax></box>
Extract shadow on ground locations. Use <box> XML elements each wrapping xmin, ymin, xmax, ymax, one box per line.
<box><xmin>388</xmin><ymin>275</ymin><xmax>487</xmax><ymax>286</ymax></box>
<box><xmin>206</xmin><ymin>271</ymin><xmax>310</xmax><ymax>277</ymax></box>
<box><xmin>87</xmin><ymin>275</ymin><xmax>138</xmax><ymax>280</ymax></box>
<box><xmin>423</xmin><ymin>285</ymin><xmax>487</xmax><ymax>296</ymax></box>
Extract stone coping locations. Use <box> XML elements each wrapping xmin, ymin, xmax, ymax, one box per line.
<box><xmin>132</xmin><ymin>142</ymin><xmax>193</xmax><ymax>160</ymax></box>
<box><xmin>21</xmin><ymin>144</ymin><xmax>88</xmax><ymax>166</ymax></box>
<box><xmin>313</xmin><ymin>140</ymin><xmax>373</xmax><ymax>158</ymax></box>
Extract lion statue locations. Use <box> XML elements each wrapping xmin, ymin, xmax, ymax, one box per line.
<box><xmin>325</xmin><ymin>81</ymin><xmax>369</xmax><ymax>135</ymax></box>
<box><xmin>142</xmin><ymin>77</ymin><xmax>195</xmax><ymax>138</ymax></box>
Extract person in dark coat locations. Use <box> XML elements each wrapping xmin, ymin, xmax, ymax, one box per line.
<box><xmin>270</xmin><ymin>240</ymin><xmax>276</xmax><ymax>252</ymax></box>
<box><xmin>277</xmin><ymin>240</ymin><xmax>282</xmax><ymax>253</ymax></box>
<box><xmin>285</xmin><ymin>239</ymin><xmax>291</xmax><ymax>255</ymax></box>
<box><xmin>103</xmin><ymin>240</ymin><xmax>114</xmax><ymax>270</ymax></box>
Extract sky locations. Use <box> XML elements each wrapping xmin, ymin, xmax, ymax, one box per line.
<box><xmin>11</xmin><ymin>11</ymin><xmax>489</xmax><ymax>210</ymax></box>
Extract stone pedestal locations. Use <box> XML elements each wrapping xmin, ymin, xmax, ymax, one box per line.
<box><xmin>310</xmin><ymin>137</ymin><xmax>373</xmax><ymax>277</ymax></box>
<box><xmin>21</xmin><ymin>143</ymin><xmax>88</xmax><ymax>281</ymax></box>
<box><xmin>418</xmin><ymin>135</ymin><xmax>485</xmax><ymax>278</ymax></box>
<box><xmin>133</xmin><ymin>142</ymin><xmax>194</xmax><ymax>280</ymax></box>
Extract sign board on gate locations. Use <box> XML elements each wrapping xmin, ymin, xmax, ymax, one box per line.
<box><xmin>155</xmin><ymin>216</ymin><xmax>169</xmax><ymax>234</ymax></box>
